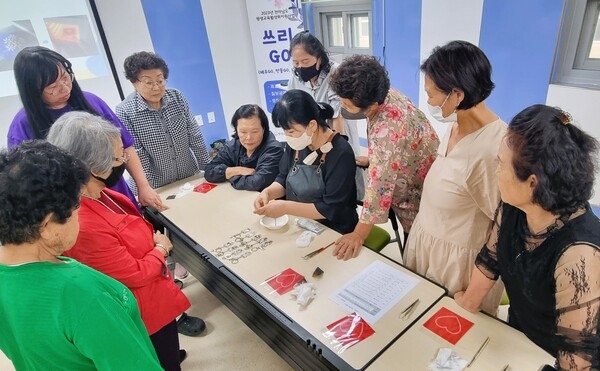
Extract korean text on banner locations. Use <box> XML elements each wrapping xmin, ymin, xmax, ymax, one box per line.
<box><xmin>245</xmin><ymin>0</ymin><xmax>304</xmax><ymax>141</ymax></box>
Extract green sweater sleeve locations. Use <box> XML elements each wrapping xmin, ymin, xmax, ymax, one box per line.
<box><xmin>71</xmin><ymin>291</ymin><xmax>162</xmax><ymax>371</ymax></box>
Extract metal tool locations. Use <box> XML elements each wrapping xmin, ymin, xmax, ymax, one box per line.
<box><xmin>302</xmin><ymin>242</ymin><xmax>335</xmax><ymax>260</ymax></box>
<box><xmin>399</xmin><ymin>298</ymin><xmax>420</xmax><ymax>320</ymax></box>
<box><xmin>467</xmin><ymin>336</ymin><xmax>490</xmax><ymax>368</ymax></box>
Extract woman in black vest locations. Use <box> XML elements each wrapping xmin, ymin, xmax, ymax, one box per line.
<box><xmin>253</xmin><ymin>89</ymin><xmax>358</xmax><ymax>234</ymax></box>
<box><xmin>455</xmin><ymin>104</ymin><xmax>600</xmax><ymax>370</ymax></box>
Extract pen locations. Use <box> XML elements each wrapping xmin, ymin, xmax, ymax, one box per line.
<box><xmin>302</xmin><ymin>242</ymin><xmax>335</xmax><ymax>260</ymax></box>
<box><xmin>467</xmin><ymin>336</ymin><xmax>490</xmax><ymax>367</ymax></box>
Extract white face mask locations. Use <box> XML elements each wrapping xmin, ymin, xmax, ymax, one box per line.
<box><xmin>427</xmin><ymin>92</ymin><xmax>457</xmax><ymax>123</ymax></box>
<box><xmin>285</xmin><ymin>128</ymin><xmax>313</xmax><ymax>151</ymax></box>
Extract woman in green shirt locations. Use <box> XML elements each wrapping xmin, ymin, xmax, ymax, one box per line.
<box><xmin>0</xmin><ymin>141</ymin><xmax>162</xmax><ymax>371</ymax></box>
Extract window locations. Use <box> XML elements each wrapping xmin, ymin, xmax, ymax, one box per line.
<box><xmin>553</xmin><ymin>0</ymin><xmax>600</xmax><ymax>88</ymax></box>
<box><xmin>310</xmin><ymin>0</ymin><xmax>372</xmax><ymax>58</ymax></box>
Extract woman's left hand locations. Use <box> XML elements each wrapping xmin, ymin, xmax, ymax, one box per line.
<box><xmin>333</xmin><ymin>232</ymin><xmax>364</xmax><ymax>260</ymax></box>
<box><xmin>253</xmin><ymin>200</ymin><xmax>287</xmax><ymax>218</ymax></box>
<box><xmin>138</xmin><ymin>186</ymin><xmax>168</xmax><ymax>211</ymax></box>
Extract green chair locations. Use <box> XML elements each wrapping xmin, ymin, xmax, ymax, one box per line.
<box><xmin>363</xmin><ymin>225</ymin><xmax>391</xmax><ymax>252</ymax></box>
<box><xmin>500</xmin><ymin>291</ymin><xmax>510</xmax><ymax>306</ymax></box>
<box><xmin>357</xmin><ymin>200</ymin><xmax>403</xmax><ymax>254</ymax></box>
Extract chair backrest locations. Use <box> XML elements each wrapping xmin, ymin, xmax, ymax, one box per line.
<box><xmin>363</xmin><ymin>225</ymin><xmax>391</xmax><ymax>252</ymax></box>
<box><xmin>356</xmin><ymin>201</ymin><xmax>404</xmax><ymax>254</ymax></box>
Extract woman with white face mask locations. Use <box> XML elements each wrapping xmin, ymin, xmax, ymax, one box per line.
<box><xmin>404</xmin><ymin>40</ymin><xmax>507</xmax><ymax>315</ymax></box>
<box><xmin>253</xmin><ymin>89</ymin><xmax>358</xmax><ymax>234</ymax></box>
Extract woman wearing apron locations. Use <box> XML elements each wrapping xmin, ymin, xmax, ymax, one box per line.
<box><xmin>253</xmin><ymin>89</ymin><xmax>358</xmax><ymax>234</ymax></box>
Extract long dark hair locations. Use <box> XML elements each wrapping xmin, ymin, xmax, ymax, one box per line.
<box><xmin>13</xmin><ymin>46</ymin><xmax>98</xmax><ymax>139</ymax></box>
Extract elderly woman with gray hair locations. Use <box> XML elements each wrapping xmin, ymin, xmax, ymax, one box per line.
<box><xmin>47</xmin><ymin>111</ymin><xmax>203</xmax><ymax>371</ymax></box>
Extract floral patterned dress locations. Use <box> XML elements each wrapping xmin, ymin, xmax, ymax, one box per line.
<box><xmin>360</xmin><ymin>89</ymin><xmax>439</xmax><ymax>233</ymax></box>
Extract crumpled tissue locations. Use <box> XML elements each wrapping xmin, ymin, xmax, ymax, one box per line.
<box><xmin>291</xmin><ymin>282</ymin><xmax>316</xmax><ymax>307</ymax></box>
<box><xmin>428</xmin><ymin>348</ymin><xmax>468</xmax><ymax>371</ymax></box>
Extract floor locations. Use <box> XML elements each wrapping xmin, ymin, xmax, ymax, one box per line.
<box><xmin>0</xmin><ymin>217</ymin><xmax>507</xmax><ymax>370</ymax></box>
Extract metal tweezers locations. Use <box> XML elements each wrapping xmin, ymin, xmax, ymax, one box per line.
<box><xmin>399</xmin><ymin>298</ymin><xmax>420</xmax><ymax>319</ymax></box>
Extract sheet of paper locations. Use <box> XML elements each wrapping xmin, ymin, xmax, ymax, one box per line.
<box><xmin>330</xmin><ymin>260</ymin><xmax>419</xmax><ymax>323</ymax></box>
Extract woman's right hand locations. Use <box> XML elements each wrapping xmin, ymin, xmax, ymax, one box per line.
<box><xmin>253</xmin><ymin>191</ymin><xmax>270</xmax><ymax>210</ymax></box>
<box><xmin>153</xmin><ymin>231</ymin><xmax>173</xmax><ymax>254</ymax></box>
<box><xmin>454</xmin><ymin>291</ymin><xmax>481</xmax><ymax>313</ymax></box>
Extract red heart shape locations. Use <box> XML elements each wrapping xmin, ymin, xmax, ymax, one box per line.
<box><xmin>434</xmin><ymin>315</ymin><xmax>463</xmax><ymax>335</ymax></box>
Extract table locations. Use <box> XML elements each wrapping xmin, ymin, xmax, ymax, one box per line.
<box><xmin>146</xmin><ymin>177</ymin><xmax>446</xmax><ymax>370</ymax></box>
<box><xmin>367</xmin><ymin>297</ymin><xmax>554</xmax><ymax>370</ymax></box>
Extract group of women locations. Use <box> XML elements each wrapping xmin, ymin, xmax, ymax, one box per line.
<box><xmin>0</xmin><ymin>31</ymin><xmax>598</xmax><ymax>371</ymax></box>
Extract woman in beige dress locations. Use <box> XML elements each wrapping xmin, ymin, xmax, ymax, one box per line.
<box><xmin>403</xmin><ymin>40</ymin><xmax>506</xmax><ymax>314</ymax></box>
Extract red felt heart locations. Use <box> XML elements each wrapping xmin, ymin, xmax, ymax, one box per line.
<box><xmin>434</xmin><ymin>315</ymin><xmax>463</xmax><ymax>335</ymax></box>
<box><xmin>265</xmin><ymin>268</ymin><xmax>304</xmax><ymax>295</ymax></box>
<box><xmin>423</xmin><ymin>307</ymin><xmax>474</xmax><ymax>345</ymax></box>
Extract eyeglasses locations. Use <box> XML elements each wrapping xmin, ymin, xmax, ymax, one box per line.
<box><xmin>45</xmin><ymin>72</ymin><xmax>74</xmax><ymax>96</ymax></box>
<box><xmin>137</xmin><ymin>78</ymin><xmax>166</xmax><ymax>89</ymax></box>
<box><xmin>114</xmin><ymin>151</ymin><xmax>130</xmax><ymax>164</ymax></box>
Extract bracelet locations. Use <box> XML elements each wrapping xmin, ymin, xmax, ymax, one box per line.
<box><xmin>155</xmin><ymin>243</ymin><xmax>169</xmax><ymax>257</ymax></box>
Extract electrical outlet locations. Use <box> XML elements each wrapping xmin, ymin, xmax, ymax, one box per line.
<box><xmin>207</xmin><ymin>111</ymin><xmax>216</xmax><ymax>123</ymax></box>
<box><xmin>194</xmin><ymin>114</ymin><xmax>204</xmax><ymax>126</ymax></box>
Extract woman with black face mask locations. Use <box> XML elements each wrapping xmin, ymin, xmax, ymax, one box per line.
<box><xmin>288</xmin><ymin>31</ymin><xmax>365</xmax><ymax>201</ymax></box>
<box><xmin>47</xmin><ymin>111</ymin><xmax>205</xmax><ymax>371</ymax></box>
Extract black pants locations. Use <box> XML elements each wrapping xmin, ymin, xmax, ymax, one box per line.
<box><xmin>150</xmin><ymin>320</ymin><xmax>181</xmax><ymax>371</ymax></box>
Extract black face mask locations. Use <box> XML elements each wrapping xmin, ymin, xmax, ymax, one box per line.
<box><xmin>340</xmin><ymin>107</ymin><xmax>368</xmax><ymax>120</ymax></box>
<box><xmin>93</xmin><ymin>163</ymin><xmax>126</xmax><ymax>188</ymax></box>
<box><xmin>295</xmin><ymin>63</ymin><xmax>320</xmax><ymax>82</ymax></box>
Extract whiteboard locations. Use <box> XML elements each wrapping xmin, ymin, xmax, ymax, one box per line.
<box><xmin>0</xmin><ymin>0</ymin><xmax>122</xmax><ymax>148</ymax></box>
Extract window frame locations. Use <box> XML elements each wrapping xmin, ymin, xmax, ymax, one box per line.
<box><xmin>553</xmin><ymin>0</ymin><xmax>600</xmax><ymax>89</ymax></box>
<box><xmin>311</xmin><ymin>0</ymin><xmax>372</xmax><ymax>56</ymax></box>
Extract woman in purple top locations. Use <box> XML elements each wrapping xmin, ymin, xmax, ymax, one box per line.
<box><xmin>7</xmin><ymin>46</ymin><xmax>166</xmax><ymax>211</ymax></box>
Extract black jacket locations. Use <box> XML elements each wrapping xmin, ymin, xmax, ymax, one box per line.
<box><xmin>204</xmin><ymin>132</ymin><xmax>283</xmax><ymax>191</ymax></box>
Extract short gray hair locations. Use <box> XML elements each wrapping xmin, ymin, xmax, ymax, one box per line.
<box><xmin>47</xmin><ymin>111</ymin><xmax>121</xmax><ymax>174</ymax></box>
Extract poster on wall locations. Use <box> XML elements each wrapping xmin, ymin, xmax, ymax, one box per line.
<box><xmin>245</xmin><ymin>0</ymin><xmax>304</xmax><ymax>141</ymax></box>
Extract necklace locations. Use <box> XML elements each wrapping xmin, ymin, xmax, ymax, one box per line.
<box><xmin>81</xmin><ymin>191</ymin><xmax>127</xmax><ymax>215</ymax></box>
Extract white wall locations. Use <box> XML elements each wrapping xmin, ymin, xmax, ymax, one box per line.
<box><xmin>93</xmin><ymin>0</ymin><xmax>154</xmax><ymax>100</ymax></box>
<box><xmin>418</xmin><ymin>0</ymin><xmax>484</xmax><ymax>137</ymax></box>
<box><xmin>547</xmin><ymin>84</ymin><xmax>600</xmax><ymax>204</ymax></box>
<box><xmin>200</xmin><ymin>0</ymin><xmax>261</xmax><ymax>137</ymax></box>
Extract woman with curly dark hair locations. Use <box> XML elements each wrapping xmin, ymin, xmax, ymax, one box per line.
<box><xmin>0</xmin><ymin>141</ymin><xmax>162</xmax><ymax>371</ymax></box>
<box><xmin>116</xmin><ymin>51</ymin><xmax>210</xmax><ymax>193</ymax></box>
<box><xmin>330</xmin><ymin>55</ymin><xmax>439</xmax><ymax>260</ymax></box>
<box><xmin>456</xmin><ymin>105</ymin><xmax>600</xmax><ymax>370</ymax></box>
<box><xmin>288</xmin><ymin>31</ymin><xmax>365</xmax><ymax>200</ymax></box>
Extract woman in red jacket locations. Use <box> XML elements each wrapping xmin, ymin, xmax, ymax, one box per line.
<box><xmin>47</xmin><ymin>111</ymin><xmax>202</xmax><ymax>371</ymax></box>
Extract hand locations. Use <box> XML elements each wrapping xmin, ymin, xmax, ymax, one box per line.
<box><xmin>253</xmin><ymin>191</ymin><xmax>270</xmax><ymax>210</ymax></box>
<box><xmin>355</xmin><ymin>156</ymin><xmax>369</xmax><ymax>168</ymax></box>
<box><xmin>153</xmin><ymin>231</ymin><xmax>173</xmax><ymax>253</ymax></box>
<box><xmin>454</xmin><ymin>291</ymin><xmax>480</xmax><ymax>313</ymax></box>
<box><xmin>333</xmin><ymin>232</ymin><xmax>365</xmax><ymax>260</ymax></box>
<box><xmin>235</xmin><ymin>166</ymin><xmax>256</xmax><ymax>176</ymax></box>
<box><xmin>138</xmin><ymin>186</ymin><xmax>168</xmax><ymax>211</ymax></box>
<box><xmin>227</xmin><ymin>166</ymin><xmax>256</xmax><ymax>179</ymax></box>
<box><xmin>253</xmin><ymin>200</ymin><xmax>287</xmax><ymax>218</ymax></box>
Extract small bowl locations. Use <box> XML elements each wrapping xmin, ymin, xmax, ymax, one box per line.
<box><xmin>260</xmin><ymin>215</ymin><xmax>289</xmax><ymax>230</ymax></box>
